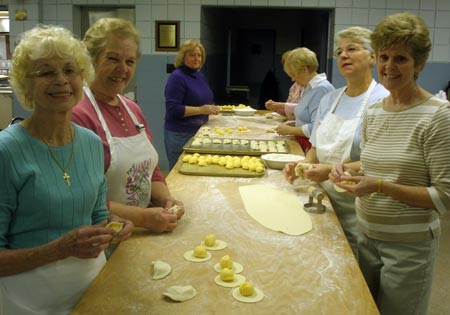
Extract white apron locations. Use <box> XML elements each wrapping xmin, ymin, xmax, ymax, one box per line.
<box><xmin>315</xmin><ymin>80</ymin><xmax>376</xmax><ymax>255</ymax></box>
<box><xmin>0</xmin><ymin>255</ymin><xmax>106</xmax><ymax>315</ymax></box>
<box><xmin>84</xmin><ymin>87</ymin><xmax>158</xmax><ymax>207</ymax></box>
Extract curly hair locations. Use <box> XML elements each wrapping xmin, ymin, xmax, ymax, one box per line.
<box><xmin>9</xmin><ymin>25</ymin><xmax>94</xmax><ymax>110</ymax></box>
<box><xmin>174</xmin><ymin>39</ymin><xmax>206</xmax><ymax>68</ymax></box>
<box><xmin>283</xmin><ymin>47</ymin><xmax>319</xmax><ymax>74</ymax></box>
<box><xmin>371</xmin><ymin>12</ymin><xmax>431</xmax><ymax>66</ymax></box>
<box><xmin>335</xmin><ymin>26</ymin><xmax>373</xmax><ymax>53</ymax></box>
<box><xmin>83</xmin><ymin>17</ymin><xmax>141</xmax><ymax>64</ymax></box>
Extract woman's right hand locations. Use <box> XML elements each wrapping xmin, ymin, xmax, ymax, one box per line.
<box><xmin>142</xmin><ymin>207</ymin><xmax>179</xmax><ymax>233</ymax></box>
<box><xmin>201</xmin><ymin>104</ymin><xmax>220</xmax><ymax>115</ymax></box>
<box><xmin>58</xmin><ymin>225</ymin><xmax>115</xmax><ymax>259</ymax></box>
<box><xmin>283</xmin><ymin>162</ymin><xmax>299</xmax><ymax>184</ymax></box>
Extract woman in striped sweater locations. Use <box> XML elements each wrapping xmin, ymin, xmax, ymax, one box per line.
<box><xmin>330</xmin><ymin>13</ymin><xmax>450</xmax><ymax>315</ymax></box>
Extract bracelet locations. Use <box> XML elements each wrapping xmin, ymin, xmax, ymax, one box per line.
<box><xmin>377</xmin><ymin>178</ymin><xmax>383</xmax><ymax>193</ymax></box>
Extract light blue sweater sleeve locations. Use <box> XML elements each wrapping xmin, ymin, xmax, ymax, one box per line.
<box><xmin>0</xmin><ymin>124</ymin><xmax>109</xmax><ymax>250</ymax></box>
<box><xmin>295</xmin><ymin>80</ymin><xmax>335</xmax><ymax>137</ymax></box>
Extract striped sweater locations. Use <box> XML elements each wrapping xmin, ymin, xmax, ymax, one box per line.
<box><xmin>356</xmin><ymin>96</ymin><xmax>450</xmax><ymax>242</ymax></box>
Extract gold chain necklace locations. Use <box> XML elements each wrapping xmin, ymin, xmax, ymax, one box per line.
<box><xmin>42</xmin><ymin>126</ymin><xmax>75</xmax><ymax>186</ymax></box>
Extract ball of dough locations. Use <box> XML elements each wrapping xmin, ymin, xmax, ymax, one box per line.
<box><xmin>239</xmin><ymin>282</ymin><xmax>255</xmax><ymax>296</ymax></box>
<box><xmin>204</xmin><ymin>234</ymin><xmax>216</xmax><ymax>247</ymax></box>
<box><xmin>193</xmin><ymin>245</ymin><xmax>208</xmax><ymax>258</ymax></box>
<box><xmin>219</xmin><ymin>255</ymin><xmax>233</xmax><ymax>269</ymax></box>
<box><xmin>220</xmin><ymin>268</ymin><xmax>235</xmax><ymax>282</ymax></box>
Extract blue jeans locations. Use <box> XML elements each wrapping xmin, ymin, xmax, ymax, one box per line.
<box><xmin>164</xmin><ymin>129</ymin><xmax>196</xmax><ymax>170</ymax></box>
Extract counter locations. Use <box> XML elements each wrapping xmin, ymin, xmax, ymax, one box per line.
<box><xmin>71</xmin><ymin>112</ymin><xmax>379</xmax><ymax>315</ymax></box>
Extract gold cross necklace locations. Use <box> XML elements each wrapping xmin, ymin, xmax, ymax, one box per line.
<box><xmin>42</xmin><ymin>126</ymin><xmax>75</xmax><ymax>186</ymax></box>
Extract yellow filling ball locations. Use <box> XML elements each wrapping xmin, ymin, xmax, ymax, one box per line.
<box><xmin>220</xmin><ymin>268</ymin><xmax>234</xmax><ymax>282</ymax></box>
<box><xmin>219</xmin><ymin>255</ymin><xmax>233</xmax><ymax>269</ymax></box>
<box><xmin>193</xmin><ymin>245</ymin><xmax>208</xmax><ymax>258</ymax></box>
<box><xmin>239</xmin><ymin>281</ymin><xmax>255</xmax><ymax>296</ymax></box>
<box><xmin>204</xmin><ymin>234</ymin><xmax>216</xmax><ymax>247</ymax></box>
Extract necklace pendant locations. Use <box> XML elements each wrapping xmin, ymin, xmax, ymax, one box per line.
<box><xmin>63</xmin><ymin>172</ymin><xmax>71</xmax><ymax>186</ymax></box>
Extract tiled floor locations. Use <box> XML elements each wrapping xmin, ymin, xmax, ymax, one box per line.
<box><xmin>430</xmin><ymin>212</ymin><xmax>450</xmax><ymax>315</ymax></box>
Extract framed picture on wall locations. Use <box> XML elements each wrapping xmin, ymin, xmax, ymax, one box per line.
<box><xmin>155</xmin><ymin>21</ymin><xmax>180</xmax><ymax>52</ymax></box>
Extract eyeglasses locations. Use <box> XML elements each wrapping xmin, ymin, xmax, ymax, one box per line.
<box><xmin>27</xmin><ymin>67</ymin><xmax>82</xmax><ymax>81</ymax></box>
<box><xmin>334</xmin><ymin>45</ymin><xmax>367</xmax><ymax>58</ymax></box>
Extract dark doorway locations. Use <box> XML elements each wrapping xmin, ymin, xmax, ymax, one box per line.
<box><xmin>201</xmin><ymin>6</ymin><xmax>332</xmax><ymax>108</ymax></box>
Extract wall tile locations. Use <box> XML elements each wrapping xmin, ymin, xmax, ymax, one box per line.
<box><xmin>352</xmin><ymin>8</ymin><xmax>368</xmax><ymax>25</ymax></box>
<box><xmin>184</xmin><ymin>21</ymin><xmax>200</xmax><ymax>38</ymax></box>
<box><xmin>268</xmin><ymin>0</ymin><xmax>286</xmax><ymax>6</ymax></box>
<box><xmin>168</xmin><ymin>5</ymin><xmax>185</xmax><ymax>20</ymax></box>
<box><xmin>434</xmin><ymin>28</ymin><xmax>450</xmax><ymax>45</ymax></box>
<box><xmin>57</xmin><ymin>5</ymin><xmax>73</xmax><ymax>21</ymax></box>
<box><xmin>335</xmin><ymin>7</ymin><xmax>352</xmax><ymax>24</ymax></box>
<box><xmin>353</xmin><ymin>0</ymin><xmax>369</xmax><ymax>8</ymax></box>
<box><xmin>436</xmin><ymin>0</ymin><xmax>450</xmax><ymax>10</ymax></box>
<box><xmin>369</xmin><ymin>0</ymin><xmax>385</xmax><ymax>8</ymax></box>
<box><xmin>251</xmin><ymin>0</ymin><xmax>269</xmax><ymax>5</ymax></box>
<box><xmin>185</xmin><ymin>5</ymin><xmax>200</xmax><ymax>21</ymax></box>
<box><xmin>420</xmin><ymin>11</ymin><xmax>436</xmax><ymax>28</ymax></box>
<box><xmin>436</xmin><ymin>11</ymin><xmax>450</xmax><ymax>27</ymax></box>
<box><xmin>420</xmin><ymin>0</ymin><xmax>436</xmax><ymax>10</ymax></box>
<box><xmin>185</xmin><ymin>0</ymin><xmax>201</xmax><ymax>4</ymax></box>
<box><xmin>218</xmin><ymin>0</ymin><xmax>236</xmax><ymax>4</ymax></box>
<box><xmin>368</xmin><ymin>8</ymin><xmax>385</xmax><ymax>26</ymax></box>
<box><xmin>151</xmin><ymin>5</ymin><xmax>168</xmax><ymax>20</ymax></box>
<box><xmin>136</xmin><ymin>5</ymin><xmax>152</xmax><ymax>22</ymax></box>
<box><xmin>386</xmin><ymin>0</ymin><xmax>401</xmax><ymax>9</ymax></box>
<box><xmin>202</xmin><ymin>0</ymin><xmax>219</xmax><ymax>4</ymax></box>
<box><xmin>235</xmin><ymin>0</ymin><xmax>252</xmax><ymax>5</ymax></box>
<box><xmin>336</xmin><ymin>0</ymin><xmax>352</xmax><ymax>6</ymax></box>
<box><xmin>432</xmin><ymin>45</ymin><xmax>450</xmax><ymax>62</ymax></box>
<box><xmin>319</xmin><ymin>0</ymin><xmax>336</xmax><ymax>7</ymax></box>
<box><xmin>303</xmin><ymin>0</ymin><xmax>320</xmax><ymax>6</ymax></box>
<box><xmin>285</xmin><ymin>0</ymin><xmax>302</xmax><ymax>6</ymax></box>
<box><xmin>43</xmin><ymin>4</ymin><xmax>57</xmax><ymax>21</ymax></box>
<box><xmin>403</xmin><ymin>0</ymin><xmax>419</xmax><ymax>9</ymax></box>
<box><xmin>136</xmin><ymin>21</ymin><xmax>151</xmax><ymax>38</ymax></box>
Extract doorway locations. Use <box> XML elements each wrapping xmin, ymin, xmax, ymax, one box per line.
<box><xmin>201</xmin><ymin>7</ymin><xmax>332</xmax><ymax>108</ymax></box>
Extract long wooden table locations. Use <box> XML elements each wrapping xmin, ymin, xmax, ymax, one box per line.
<box><xmin>72</xmin><ymin>112</ymin><xmax>379</xmax><ymax>315</ymax></box>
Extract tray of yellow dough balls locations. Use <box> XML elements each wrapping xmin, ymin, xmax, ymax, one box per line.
<box><xmin>183</xmin><ymin>136</ymin><xmax>289</xmax><ymax>156</ymax></box>
<box><xmin>178</xmin><ymin>153</ymin><xmax>266</xmax><ymax>178</ymax></box>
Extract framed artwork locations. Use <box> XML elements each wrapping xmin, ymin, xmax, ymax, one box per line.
<box><xmin>155</xmin><ymin>21</ymin><xmax>180</xmax><ymax>52</ymax></box>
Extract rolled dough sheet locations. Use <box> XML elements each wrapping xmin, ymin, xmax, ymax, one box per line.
<box><xmin>239</xmin><ymin>184</ymin><xmax>312</xmax><ymax>236</ymax></box>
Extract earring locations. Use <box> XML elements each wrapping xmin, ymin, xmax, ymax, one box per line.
<box><xmin>414</xmin><ymin>72</ymin><xmax>418</xmax><ymax>80</ymax></box>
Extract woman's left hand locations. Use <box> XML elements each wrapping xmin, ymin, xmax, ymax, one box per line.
<box><xmin>106</xmin><ymin>215</ymin><xmax>134</xmax><ymax>244</ymax></box>
<box><xmin>164</xmin><ymin>199</ymin><xmax>185</xmax><ymax>220</ymax></box>
<box><xmin>275</xmin><ymin>123</ymin><xmax>292</xmax><ymax>135</ymax></box>
<box><xmin>303</xmin><ymin>163</ymin><xmax>332</xmax><ymax>183</ymax></box>
<box><xmin>335</xmin><ymin>175</ymin><xmax>379</xmax><ymax>197</ymax></box>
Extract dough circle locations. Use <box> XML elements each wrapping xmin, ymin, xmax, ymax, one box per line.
<box><xmin>213</xmin><ymin>262</ymin><xmax>244</xmax><ymax>274</ymax></box>
<box><xmin>232</xmin><ymin>287</ymin><xmax>264</xmax><ymax>303</ymax></box>
<box><xmin>163</xmin><ymin>285</ymin><xmax>197</xmax><ymax>302</ymax></box>
<box><xmin>183</xmin><ymin>250</ymin><xmax>212</xmax><ymax>262</ymax></box>
<box><xmin>214</xmin><ymin>274</ymin><xmax>246</xmax><ymax>288</ymax></box>
<box><xmin>200</xmin><ymin>239</ymin><xmax>227</xmax><ymax>251</ymax></box>
<box><xmin>333</xmin><ymin>183</ymin><xmax>347</xmax><ymax>193</ymax></box>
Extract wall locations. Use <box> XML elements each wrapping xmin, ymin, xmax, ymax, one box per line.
<box><xmin>6</xmin><ymin>0</ymin><xmax>450</xmax><ymax>171</ymax></box>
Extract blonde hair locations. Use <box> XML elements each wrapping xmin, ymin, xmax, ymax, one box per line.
<box><xmin>174</xmin><ymin>39</ymin><xmax>206</xmax><ymax>68</ymax></box>
<box><xmin>284</xmin><ymin>47</ymin><xmax>318</xmax><ymax>74</ymax></box>
<box><xmin>335</xmin><ymin>26</ymin><xmax>373</xmax><ymax>53</ymax></box>
<box><xmin>371</xmin><ymin>12</ymin><xmax>431</xmax><ymax>66</ymax></box>
<box><xmin>83</xmin><ymin>17</ymin><xmax>141</xmax><ymax>63</ymax></box>
<box><xmin>281</xmin><ymin>50</ymin><xmax>292</xmax><ymax>65</ymax></box>
<box><xmin>9</xmin><ymin>25</ymin><xmax>94</xmax><ymax>110</ymax></box>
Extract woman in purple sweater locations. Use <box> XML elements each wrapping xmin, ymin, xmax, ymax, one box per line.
<box><xmin>164</xmin><ymin>39</ymin><xmax>219</xmax><ymax>169</ymax></box>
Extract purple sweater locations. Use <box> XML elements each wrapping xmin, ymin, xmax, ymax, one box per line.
<box><xmin>164</xmin><ymin>65</ymin><xmax>214</xmax><ymax>133</ymax></box>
